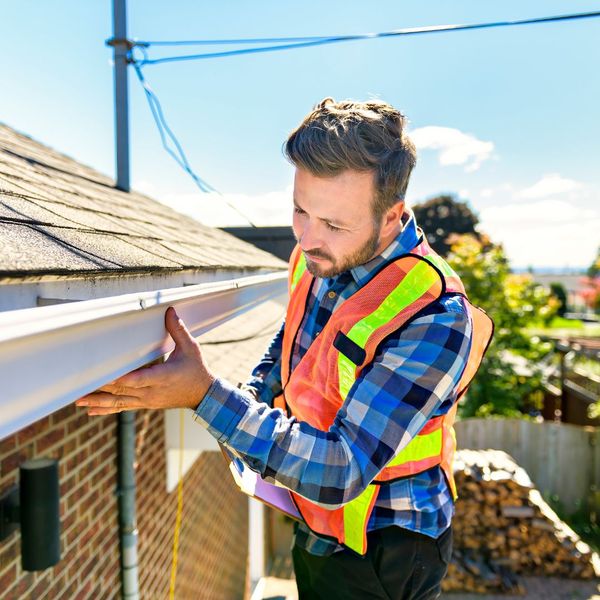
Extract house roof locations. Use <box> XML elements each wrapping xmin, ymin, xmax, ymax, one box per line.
<box><xmin>0</xmin><ymin>123</ymin><xmax>286</xmax><ymax>278</ymax></box>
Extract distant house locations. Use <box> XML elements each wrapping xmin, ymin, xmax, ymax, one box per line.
<box><xmin>530</xmin><ymin>271</ymin><xmax>589</xmax><ymax>314</ymax></box>
<box><xmin>0</xmin><ymin>123</ymin><xmax>287</xmax><ymax>599</ymax></box>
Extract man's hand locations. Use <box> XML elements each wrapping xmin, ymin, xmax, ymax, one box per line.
<box><xmin>76</xmin><ymin>306</ymin><xmax>215</xmax><ymax>416</ymax></box>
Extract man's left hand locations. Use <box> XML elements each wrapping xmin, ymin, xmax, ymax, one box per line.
<box><xmin>75</xmin><ymin>306</ymin><xmax>215</xmax><ymax>415</ymax></box>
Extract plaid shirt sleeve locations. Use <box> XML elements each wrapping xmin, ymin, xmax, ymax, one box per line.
<box><xmin>194</xmin><ymin>296</ymin><xmax>472</xmax><ymax>508</ymax></box>
<box><xmin>240</xmin><ymin>321</ymin><xmax>285</xmax><ymax>407</ymax></box>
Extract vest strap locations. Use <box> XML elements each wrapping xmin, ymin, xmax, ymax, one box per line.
<box><xmin>385</xmin><ymin>427</ymin><xmax>442</xmax><ymax>468</ymax></box>
<box><xmin>337</xmin><ymin>258</ymin><xmax>442</xmax><ymax>399</ymax></box>
<box><xmin>290</xmin><ymin>251</ymin><xmax>307</xmax><ymax>294</ymax></box>
<box><xmin>342</xmin><ymin>484</ymin><xmax>379</xmax><ymax>554</ymax></box>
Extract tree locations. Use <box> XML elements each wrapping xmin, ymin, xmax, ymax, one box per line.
<box><xmin>446</xmin><ymin>234</ymin><xmax>558</xmax><ymax>417</ymax></box>
<box><xmin>587</xmin><ymin>246</ymin><xmax>600</xmax><ymax>278</ymax></box>
<box><xmin>549</xmin><ymin>282</ymin><xmax>568</xmax><ymax>317</ymax></box>
<box><xmin>412</xmin><ymin>195</ymin><xmax>480</xmax><ymax>257</ymax></box>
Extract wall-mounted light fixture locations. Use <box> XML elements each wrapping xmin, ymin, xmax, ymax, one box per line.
<box><xmin>0</xmin><ymin>458</ymin><xmax>61</xmax><ymax>571</ymax></box>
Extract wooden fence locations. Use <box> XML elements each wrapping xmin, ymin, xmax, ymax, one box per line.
<box><xmin>455</xmin><ymin>418</ymin><xmax>600</xmax><ymax>515</ymax></box>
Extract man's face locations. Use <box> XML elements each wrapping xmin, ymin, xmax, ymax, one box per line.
<box><xmin>292</xmin><ymin>168</ymin><xmax>384</xmax><ymax>278</ymax></box>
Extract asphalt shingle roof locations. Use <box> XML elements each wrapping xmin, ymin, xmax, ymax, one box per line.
<box><xmin>0</xmin><ymin>123</ymin><xmax>287</xmax><ymax>277</ymax></box>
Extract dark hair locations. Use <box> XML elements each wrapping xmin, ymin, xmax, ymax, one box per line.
<box><xmin>285</xmin><ymin>97</ymin><xmax>417</xmax><ymax>219</ymax></box>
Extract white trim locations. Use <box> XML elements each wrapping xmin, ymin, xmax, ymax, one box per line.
<box><xmin>0</xmin><ymin>272</ymin><xmax>287</xmax><ymax>440</ymax></box>
<box><xmin>248</xmin><ymin>498</ymin><xmax>266</xmax><ymax>589</ymax></box>
<box><xmin>164</xmin><ymin>409</ymin><xmax>219</xmax><ymax>492</ymax></box>
<box><xmin>0</xmin><ymin>267</ymin><xmax>276</xmax><ymax>312</ymax></box>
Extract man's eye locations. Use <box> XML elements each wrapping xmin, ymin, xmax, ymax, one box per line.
<box><xmin>293</xmin><ymin>207</ymin><xmax>305</xmax><ymax>215</ymax></box>
<box><xmin>325</xmin><ymin>222</ymin><xmax>342</xmax><ymax>232</ymax></box>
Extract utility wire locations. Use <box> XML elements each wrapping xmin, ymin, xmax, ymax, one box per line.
<box><xmin>130</xmin><ymin>50</ymin><xmax>257</xmax><ymax>225</ymax></box>
<box><xmin>134</xmin><ymin>11</ymin><xmax>600</xmax><ymax>66</ymax></box>
<box><xmin>127</xmin><ymin>9</ymin><xmax>599</xmax><ymax>222</ymax></box>
<box><xmin>136</xmin><ymin>35</ymin><xmax>333</xmax><ymax>46</ymax></box>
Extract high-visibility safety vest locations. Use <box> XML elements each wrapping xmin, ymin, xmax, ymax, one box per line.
<box><xmin>274</xmin><ymin>237</ymin><xmax>494</xmax><ymax>555</ymax></box>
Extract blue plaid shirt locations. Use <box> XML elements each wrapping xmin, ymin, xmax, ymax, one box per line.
<box><xmin>194</xmin><ymin>209</ymin><xmax>472</xmax><ymax>556</ymax></box>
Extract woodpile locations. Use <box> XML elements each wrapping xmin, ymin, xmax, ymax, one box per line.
<box><xmin>442</xmin><ymin>449</ymin><xmax>600</xmax><ymax>594</ymax></box>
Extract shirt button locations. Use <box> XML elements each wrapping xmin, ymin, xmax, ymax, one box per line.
<box><xmin>327</xmin><ymin>291</ymin><xmax>336</xmax><ymax>299</ymax></box>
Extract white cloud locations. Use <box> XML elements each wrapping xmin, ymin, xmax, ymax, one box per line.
<box><xmin>148</xmin><ymin>186</ymin><xmax>294</xmax><ymax>227</ymax></box>
<box><xmin>517</xmin><ymin>173</ymin><xmax>583</xmax><ymax>199</ymax></box>
<box><xmin>410</xmin><ymin>126</ymin><xmax>494</xmax><ymax>172</ymax></box>
<box><xmin>479</xmin><ymin>198</ymin><xmax>599</xmax><ymax>269</ymax></box>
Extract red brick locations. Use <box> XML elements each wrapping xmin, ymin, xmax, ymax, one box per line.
<box><xmin>74</xmin><ymin>580</ymin><xmax>92</xmax><ymax>600</ymax></box>
<box><xmin>58</xmin><ymin>437</ymin><xmax>77</xmax><ymax>459</ymax></box>
<box><xmin>1</xmin><ymin>449</ymin><xmax>29</xmax><ymax>475</ymax></box>
<box><xmin>6</xmin><ymin>572</ymin><xmax>35</xmax><ymax>598</ymax></box>
<box><xmin>89</xmin><ymin>432</ymin><xmax>110</xmax><ymax>454</ymax></box>
<box><xmin>51</xmin><ymin>403</ymin><xmax>76</xmax><ymax>425</ymax></box>
<box><xmin>66</xmin><ymin>519</ymin><xmax>87</xmax><ymax>548</ymax></box>
<box><xmin>77</xmin><ymin>423</ymin><xmax>100</xmax><ymax>445</ymax></box>
<box><xmin>65</xmin><ymin>447</ymin><xmax>89</xmax><ymax>473</ymax></box>
<box><xmin>78</xmin><ymin>554</ymin><xmax>98</xmax><ymax>583</ymax></box>
<box><xmin>0</xmin><ymin>435</ymin><xmax>16</xmax><ymax>456</ymax></box>
<box><xmin>0</xmin><ymin>539</ymin><xmax>18</xmax><ymax>570</ymax></box>
<box><xmin>35</xmin><ymin>427</ymin><xmax>66</xmax><ymax>454</ymax></box>
<box><xmin>16</xmin><ymin>417</ymin><xmax>51</xmax><ymax>445</ymax></box>
<box><xmin>29</xmin><ymin>576</ymin><xmax>52</xmax><ymax>599</ymax></box>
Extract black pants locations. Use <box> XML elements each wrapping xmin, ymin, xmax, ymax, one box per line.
<box><xmin>292</xmin><ymin>526</ymin><xmax>452</xmax><ymax>600</ymax></box>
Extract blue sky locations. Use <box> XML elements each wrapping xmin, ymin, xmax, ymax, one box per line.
<box><xmin>2</xmin><ymin>1</ymin><xmax>599</xmax><ymax>269</ymax></box>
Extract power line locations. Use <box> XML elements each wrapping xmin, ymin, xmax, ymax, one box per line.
<box><xmin>134</xmin><ymin>11</ymin><xmax>600</xmax><ymax>66</ymax></box>
<box><xmin>134</xmin><ymin>35</ymin><xmax>333</xmax><ymax>47</ymax></box>
<box><xmin>126</xmin><ymin>9</ymin><xmax>599</xmax><ymax>220</ymax></box>
<box><xmin>130</xmin><ymin>52</ymin><xmax>257</xmax><ymax>225</ymax></box>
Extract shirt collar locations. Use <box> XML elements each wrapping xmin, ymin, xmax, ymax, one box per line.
<box><xmin>346</xmin><ymin>208</ymin><xmax>421</xmax><ymax>287</ymax></box>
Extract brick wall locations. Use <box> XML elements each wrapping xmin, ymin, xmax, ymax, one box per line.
<box><xmin>136</xmin><ymin>411</ymin><xmax>249</xmax><ymax>599</ymax></box>
<box><xmin>0</xmin><ymin>404</ymin><xmax>120</xmax><ymax>599</ymax></box>
<box><xmin>0</xmin><ymin>407</ymin><xmax>249</xmax><ymax>599</ymax></box>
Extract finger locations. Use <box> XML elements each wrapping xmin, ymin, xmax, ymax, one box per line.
<box><xmin>103</xmin><ymin>366</ymin><xmax>159</xmax><ymax>390</ymax></box>
<box><xmin>86</xmin><ymin>407</ymin><xmax>122</xmax><ymax>416</ymax></box>
<box><xmin>165</xmin><ymin>307</ymin><xmax>198</xmax><ymax>353</ymax></box>
<box><xmin>76</xmin><ymin>392</ymin><xmax>145</xmax><ymax>411</ymax></box>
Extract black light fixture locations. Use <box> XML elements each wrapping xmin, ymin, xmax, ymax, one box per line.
<box><xmin>0</xmin><ymin>458</ymin><xmax>61</xmax><ymax>571</ymax></box>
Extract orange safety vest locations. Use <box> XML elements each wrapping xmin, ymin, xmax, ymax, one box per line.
<box><xmin>274</xmin><ymin>237</ymin><xmax>494</xmax><ymax>555</ymax></box>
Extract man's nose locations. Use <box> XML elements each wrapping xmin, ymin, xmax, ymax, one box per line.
<box><xmin>298</xmin><ymin>222</ymin><xmax>322</xmax><ymax>251</ymax></box>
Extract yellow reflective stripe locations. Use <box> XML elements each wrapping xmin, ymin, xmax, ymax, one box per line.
<box><xmin>343</xmin><ymin>484</ymin><xmax>377</xmax><ymax>554</ymax></box>
<box><xmin>386</xmin><ymin>428</ymin><xmax>443</xmax><ymax>467</ymax></box>
<box><xmin>423</xmin><ymin>253</ymin><xmax>459</xmax><ymax>280</ymax></box>
<box><xmin>290</xmin><ymin>252</ymin><xmax>307</xmax><ymax>293</ymax></box>
<box><xmin>337</xmin><ymin>260</ymin><xmax>438</xmax><ymax>399</ymax></box>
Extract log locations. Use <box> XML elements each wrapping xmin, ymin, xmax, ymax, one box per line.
<box><xmin>442</xmin><ymin>449</ymin><xmax>600</xmax><ymax>594</ymax></box>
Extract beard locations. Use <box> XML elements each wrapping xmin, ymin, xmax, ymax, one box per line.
<box><xmin>301</xmin><ymin>223</ymin><xmax>382</xmax><ymax>278</ymax></box>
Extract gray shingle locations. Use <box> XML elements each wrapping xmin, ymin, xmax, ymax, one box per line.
<box><xmin>0</xmin><ymin>123</ymin><xmax>287</xmax><ymax>276</ymax></box>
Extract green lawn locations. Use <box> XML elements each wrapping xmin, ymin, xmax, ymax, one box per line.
<box><xmin>525</xmin><ymin>316</ymin><xmax>600</xmax><ymax>339</ymax></box>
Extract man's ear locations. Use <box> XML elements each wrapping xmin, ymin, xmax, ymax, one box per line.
<box><xmin>381</xmin><ymin>200</ymin><xmax>405</xmax><ymax>236</ymax></box>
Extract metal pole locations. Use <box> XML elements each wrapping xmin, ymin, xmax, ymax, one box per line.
<box><xmin>110</xmin><ymin>1</ymin><xmax>138</xmax><ymax>597</ymax></box>
<box><xmin>118</xmin><ymin>411</ymin><xmax>139</xmax><ymax>600</ymax></box>
<box><xmin>112</xmin><ymin>0</ymin><xmax>130</xmax><ymax>192</ymax></box>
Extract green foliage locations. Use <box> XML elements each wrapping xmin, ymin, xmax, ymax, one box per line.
<box><xmin>547</xmin><ymin>316</ymin><xmax>583</xmax><ymax>329</ymax></box>
<box><xmin>412</xmin><ymin>195</ymin><xmax>480</xmax><ymax>257</ymax></box>
<box><xmin>588</xmin><ymin>246</ymin><xmax>600</xmax><ymax>278</ymax></box>
<box><xmin>446</xmin><ymin>234</ymin><xmax>557</xmax><ymax>418</ymax></box>
<box><xmin>549</xmin><ymin>282</ymin><xmax>568</xmax><ymax>317</ymax></box>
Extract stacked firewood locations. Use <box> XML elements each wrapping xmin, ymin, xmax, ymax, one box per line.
<box><xmin>442</xmin><ymin>449</ymin><xmax>600</xmax><ymax>594</ymax></box>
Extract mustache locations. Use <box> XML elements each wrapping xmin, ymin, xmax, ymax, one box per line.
<box><xmin>303</xmin><ymin>248</ymin><xmax>332</xmax><ymax>260</ymax></box>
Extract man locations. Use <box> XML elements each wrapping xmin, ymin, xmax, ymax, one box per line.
<box><xmin>77</xmin><ymin>98</ymin><xmax>492</xmax><ymax>599</ymax></box>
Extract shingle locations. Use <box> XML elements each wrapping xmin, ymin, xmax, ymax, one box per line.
<box><xmin>0</xmin><ymin>122</ymin><xmax>287</xmax><ymax>276</ymax></box>
<box><xmin>37</xmin><ymin>226</ymin><xmax>182</xmax><ymax>270</ymax></box>
<box><xmin>0</xmin><ymin>222</ymin><xmax>118</xmax><ymax>273</ymax></box>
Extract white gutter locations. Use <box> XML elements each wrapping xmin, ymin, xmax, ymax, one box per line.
<box><xmin>0</xmin><ymin>271</ymin><xmax>287</xmax><ymax>440</ymax></box>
